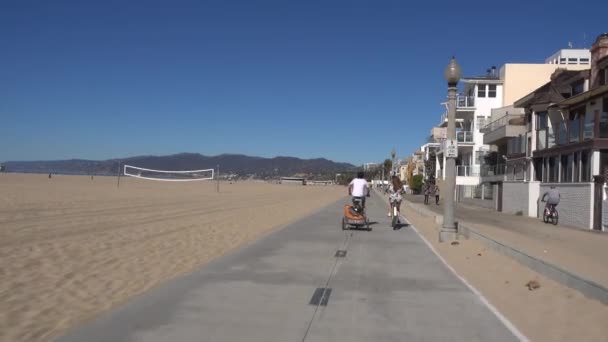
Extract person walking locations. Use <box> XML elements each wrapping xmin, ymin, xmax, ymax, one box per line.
<box><xmin>434</xmin><ymin>185</ymin><xmax>440</xmax><ymax>205</ymax></box>
<box><xmin>423</xmin><ymin>182</ymin><xmax>430</xmax><ymax>205</ymax></box>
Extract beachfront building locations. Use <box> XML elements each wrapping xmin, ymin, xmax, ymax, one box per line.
<box><xmin>466</xmin><ymin>49</ymin><xmax>591</xmax><ymax>208</ymax></box>
<box><xmin>433</xmin><ymin>65</ymin><xmax>503</xmax><ymax>203</ymax></box>
<box><xmin>505</xmin><ymin>33</ymin><xmax>608</xmax><ymax>230</ymax></box>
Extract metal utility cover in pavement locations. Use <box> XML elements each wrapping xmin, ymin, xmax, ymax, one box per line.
<box><xmin>335</xmin><ymin>250</ymin><xmax>347</xmax><ymax>258</ymax></box>
<box><xmin>309</xmin><ymin>288</ymin><xmax>332</xmax><ymax>306</ymax></box>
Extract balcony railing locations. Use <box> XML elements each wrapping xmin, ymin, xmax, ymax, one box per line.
<box><xmin>480</xmin><ymin>114</ymin><xmax>525</xmax><ymax>133</ymax></box>
<box><xmin>480</xmin><ymin>164</ymin><xmax>506</xmax><ymax>177</ymax></box>
<box><xmin>456</xmin><ymin>131</ymin><xmax>474</xmax><ymax>143</ymax></box>
<box><xmin>457</xmin><ymin>95</ymin><xmax>475</xmax><ymax>108</ymax></box>
<box><xmin>456</xmin><ymin>165</ymin><xmax>480</xmax><ymax>177</ymax></box>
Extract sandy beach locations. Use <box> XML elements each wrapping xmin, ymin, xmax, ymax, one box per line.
<box><xmin>0</xmin><ymin>173</ymin><xmax>345</xmax><ymax>342</ymax></box>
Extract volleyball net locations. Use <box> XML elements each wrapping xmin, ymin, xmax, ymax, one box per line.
<box><xmin>123</xmin><ymin>165</ymin><xmax>215</xmax><ymax>182</ymax></box>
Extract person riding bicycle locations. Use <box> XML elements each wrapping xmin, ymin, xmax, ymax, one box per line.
<box><xmin>348</xmin><ymin>171</ymin><xmax>370</xmax><ymax>209</ymax></box>
<box><xmin>387</xmin><ymin>175</ymin><xmax>405</xmax><ymax>217</ymax></box>
<box><xmin>541</xmin><ymin>185</ymin><xmax>560</xmax><ymax>215</ymax></box>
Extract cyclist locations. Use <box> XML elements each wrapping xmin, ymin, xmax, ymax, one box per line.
<box><xmin>541</xmin><ymin>185</ymin><xmax>560</xmax><ymax>216</ymax></box>
<box><xmin>348</xmin><ymin>171</ymin><xmax>370</xmax><ymax>208</ymax></box>
<box><xmin>387</xmin><ymin>175</ymin><xmax>405</xmax><ymax>218</ymax></box>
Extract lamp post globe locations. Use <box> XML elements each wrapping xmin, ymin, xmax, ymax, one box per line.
<box><xmin>444</xmin><ymin>57</ymin><xmax>462</xmax><ymax>86</ymax></box>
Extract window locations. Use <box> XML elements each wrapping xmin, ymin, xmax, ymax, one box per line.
<box><xmin>580</xmin><ymin>58</ymin><xmax>590</xmax><ymax>65</ymax></box>
<box><xmin>581</xmin><ymin>150</ymin><xmax>591</xmax><ymax>182</ymax></box>
<box><xmin>476</xmin><ymin>116</ymin><xmax>487</xmax><ymax>130</ymax></box>
<box><xmin>560</xmin><ymin>58</ymin><xmax>567</xmax><ymax>64</ymax></box>
<box><xmin>568</xmin><ymin>58</ymin><xmax>578</xmax><ymax>65</ymax></box>
<box><xmin>475</xmin><ymin>150</ymin><xmax>487</xmax><ymax>164</ymax></box>
<box><xmin>548</xmin><ymin>124</ymin><xmax>556</xmax><ymax>148</ymax></box>
<box><xmin>477</xmin><ymin>84</ymin><xmax>486</xmax><ymax>98</ymax></box>
<box><xmin>600</xmin><ymin>68</ymin><xmax>607</xmax><ymax>86</ymax></box>
<box><xmin>534</xmin><ymin>158</ymin><xmax>543</xmax><ymax>181</ymax></box>
<box><xmin>571</xmin><ymin>80</ymin><xmax>585</xmax><ymax>96</ymax></box>
<box><xmin>488</xmin><ymin>84</ymin><xmax>497</xmax><ymax>98</ymax></box>
<box><xmin>561</xmin><ymin>155</ymin><xmax>570</xmax><ymax>182</ymax></box>
<box><xmin>549</xmin><ymin>156</ymin><xmax>558</xmax><ymax>182</ymax></box>
<box><xmin>558</xmin><ymin>121</ymin><xmax>568</xmax><ymax>145</ymax></box>
<box><xmin>573</xmin><ymin>152</ymin><xmax>579</xmax><ymax>182</ymax></box>
<box><xmin>584</xmin><ymin>110</ymin><xmax>594</xmax><ymax>140</ymax></box>
<box><xmin>601</xmin><ymin>97</ymin><xmax>608</xmax><ymax>138</ymax></box>
<box><xmin>537</xmin><ymin>129</ymin><xmax>547</xmax><ymax>150</ymax></box>
<box><xmin>569</xmin><ymin>110</ymin><xmax>581</xmax><ymax>143</ymax></box>
<box><xmin>537</xmin><ymin>112</ymin><xmax>548</xmax><ymax>129</ymax></box>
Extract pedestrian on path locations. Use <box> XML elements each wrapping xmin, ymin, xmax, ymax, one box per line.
<box><xmin>434</xmin><ymin>185</ymin><xmax>440</xmax><ymax>205</ymax></box>
<box><xmin>423</xmin><ymin>183</ymin><xmax>430</xmax><ymax>205</ymax></box>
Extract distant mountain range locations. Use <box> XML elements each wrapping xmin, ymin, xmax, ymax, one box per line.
<box><xmin>1</xmin><ymin>153</ymin><xmax>357</xmax><ymax>178</ymax></box>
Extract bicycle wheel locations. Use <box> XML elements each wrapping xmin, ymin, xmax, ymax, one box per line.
<box><xmin>551</xmin><ymin>210</ymin><xmax>559</xmax><ymax>225</ymax></box>
<box><xmin>543</xmin><ymin>210</ymin><xmax>549</xmax><ymax>223</ymax></box>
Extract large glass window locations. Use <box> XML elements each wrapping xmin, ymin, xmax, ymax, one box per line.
<box><xmin>581</xmin><ymin>150</ymin><xmax>591</xmax><ymax>182</ymax></box>
<box><xmin>569</xmin><ymin>114</ymin><xmax>580</xmax><ymax>143</ymax></box>
<box><xmin>584</xmin><ymin>110</ymin><xmax>594</xmax><ymax>140</ymax></box>
<box><xmin>573</xmin><ymin>152</ymin><xmax>579</xmax><ymax>182</ymax></box>
<box><xmin>477</xmin><ymin>84</ymin><xmax>486</xmax><ymax>98</ymax></box>
<box><xmin>561</xmin><ymin>155</ymin><xmax>570</xmax><ymax>182</ymax></box>
<box><xmin>549</xmin><ymin>156</ymin><xmax>559</xmax><ymax>182</ymax></box>
<box><xmin>600</xmin><ymin>101</ymin><xmax>608</xmax><ymax>138</ymax></box>
<box><xmin>537</xmin><ymin>129</ymin><xmax>547</xmax><ymax>150</ymax></box>
<box><xmin>537</xmin><ymin>112</ymin><xmax>548</xmax><ymax>129</ymax></box>
<box><xmin>548</xmin><ymin>125</ymin><xmax>556</xmax><ymax>148</ymax></box>
<box><xmin>571</xmin><ymin>80</ymin><xmax>584</xmax><ymax>96</ymax></box>
<box><xmin>558</xmin><ymin>121</ymin><xmax>568</xmax><ymax>145</ymax></box>
<box><xmin>534</xmin><ymin>158</ymin><xmax>543</xmax><ymax>181</ymax></box>
<box><xmin>488</xmin><ymin>84</ymin><xmax>497</xmax><ymax>98</ymax></box>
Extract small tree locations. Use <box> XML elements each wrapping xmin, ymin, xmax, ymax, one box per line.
<box><xmin>383</xmin><ymin>159</ymin><xmax>392</xmax><ymax>176</ymax></box>
<box><xmin>410</xmin><ymin>174</ymin><xmax>424</xmax><ymax>194</ymax></box>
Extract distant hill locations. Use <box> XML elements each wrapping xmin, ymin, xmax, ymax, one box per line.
<box><xmin>1</xmin><ymin>153</ymin><xmax>357</xmax><ymax>178</ymax></box>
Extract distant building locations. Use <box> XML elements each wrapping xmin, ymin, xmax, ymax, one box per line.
<box><xmin>545</xmin><ymin>48</ymin><xmax>591</xmax><ymax>66</ymax></box>
<box><xmin>280</xmin><ymin>177</ymin><xmax>305</xmax><ymax>185</ymax></box>
<box><xmin>363</xmin><ymin>163</ymin><xmax>379</xmax><ymax>171</ymax></box>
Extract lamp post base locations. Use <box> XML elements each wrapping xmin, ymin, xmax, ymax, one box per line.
<box><xmin>439</xmin><ymin>222</ymin><xmax>458</xmax><ymax>242</ymax></box>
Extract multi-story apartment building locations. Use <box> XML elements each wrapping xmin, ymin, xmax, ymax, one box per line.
<box><xmin>458</xmin><ymin>50</ymin><xmax>592</xmax><ymax>205</ymax></box>
<box><xmin>433</xmin><ymin>66</ymin><xmax>503</xmax><ymax>200</ymax></box>
<box><xmin>503</xmin><ymin>33</ymin><xmax>608</xmax><ymax>230</ymax></box>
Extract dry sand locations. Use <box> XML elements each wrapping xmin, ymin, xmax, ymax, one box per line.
<box><xmin>0</xmin><ymin>173</ymin><xmax>345</xmax><ymax>342</ymax></box>
<box><xmin>401</xmin><ymin>203</ymin><xmax>608</xmax><ymax>342</ymax></box>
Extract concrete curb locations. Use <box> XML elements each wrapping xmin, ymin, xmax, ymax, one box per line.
<box><xmin>402</xmin><ymin>198</ymin><xmax>608</xmax><ymax>305</ymax></box>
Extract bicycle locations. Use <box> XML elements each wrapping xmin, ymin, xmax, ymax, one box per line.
<box><xmin>542</xmin><ymin>201</ymin><xmax>559</xmax><ymax>225</ymax></box>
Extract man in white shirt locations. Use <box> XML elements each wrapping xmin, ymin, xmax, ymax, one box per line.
<box><xmin>348</xmin><ymin>171</ymin><xmax>370</xmax><ymax>208</ymax></box>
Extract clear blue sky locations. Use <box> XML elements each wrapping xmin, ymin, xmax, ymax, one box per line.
<box><xmin>1</xmin><ymin>0</ymin><xmax>606</xmax><ymax>165</ymax></box>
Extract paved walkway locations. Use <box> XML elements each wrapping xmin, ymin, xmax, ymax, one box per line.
<box><xmin>405</xmin><ymin>194</ymin><xmax>608</xmax><ymax>290</ymax></box>
<box><xmin>56</xmin><ymin>195</ymin><xmax>520</xmax><ymax>342</ymax></box>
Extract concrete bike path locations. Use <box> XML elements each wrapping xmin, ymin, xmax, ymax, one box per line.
<box><xmin>56</xmin><ymin>195</ymin><xmax>522</xmax><ymax>342</ymax></box>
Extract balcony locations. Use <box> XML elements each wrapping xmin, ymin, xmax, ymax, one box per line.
<box><xmin>481</xmin><ymin>114</ymin><xmax>526</xmax><ymax>145</ymax></box>
<box><xmin>480</xmin><ymin>164</ymin><xmax>506</xmax><ymax>177</ymax></box>
<box><xmin>438</xmin><ymin>96</ymin><xmax>475</xmax><ymax>126</ymax></box>
<box><xmin>457</xmin><ymin>95</ymin><xmax>475</xmax><ymax>109</ymax></box>
<box><xmin>456</xmin><ymin>131</ymin><xmax>474</xmax><ymax>144</ymax></box>
<box><xmin>457</xmin><ymin>165</ymin><xmax>480</xmax><ymax>177</ymax></box>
